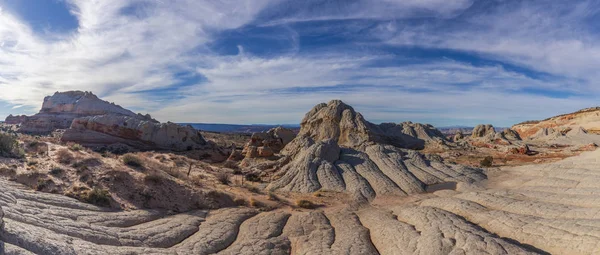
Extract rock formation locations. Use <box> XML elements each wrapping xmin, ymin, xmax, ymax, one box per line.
<box><xmin>62</xmin><ymin>115</ymin><xmax>209</xmax><ymax>151</ymax></box>
<box><xmin>4</xmin><ymin>115</ymin><xmax>27</xmax><ymax>125</ymax></box>
<box><xmin>5</xmin><ymin>149</ymin><xmax>600</xmax><ymax>254</ymax></box>
<box><xmin>513</xmin><ymin>107</ymin><xmax>600</xmax><ymax>139</ymax></box>
<box><xmin>453</xmin><ymin>131</ymin><xmax>464</xmax><ymax>142</ymax></box>
<box><xmin>241</xmin><ymin>127</ymin><xmax>296</xmax><ymax>159</ymax></box>
<box><xmin>268</xmin><ymin>100</ymin><xmax>484</xmax><ymax>200</ymax></box>
<box><xmin>11</xmin><ymin>91</ymin><xmax>217</xmax><ymax>152</ymax></box>
<box><xmin>471</xmin><ymin>124</ymin><xmax>496</xmax><ymax>138</ymax></box>
<box><xmin>17</xmin><ymin>91</ymin><xmax>139</xmax><ymax>134</ymax></box>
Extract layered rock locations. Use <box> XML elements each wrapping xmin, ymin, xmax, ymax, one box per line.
<box><xmin>17</xmin><ymin>91</ymin><xmax>139</xmax><ymax>134</ymax></box>
<box><xmin>513</xmin><ymin>107</ymin><xmax>600</xmax><ymax>139</ymax></box>
<box><xmin>241</xmin><ymin>127</ymin><xmax>296</xmax><ymax>159</ymax></box>
<box><xmin>268</xmin><ymin>100</ymin><xmax>485</xmax><ymax>200</ymax></box>
<box><xmin>61</xmin><ymin>115</ymin><xmax>209</xmax><ymax>151</ymax></box>
<box><xmin>10</xmin><ymin>91</ymin><xmax>217</xmax><ymax>152</ymax></box>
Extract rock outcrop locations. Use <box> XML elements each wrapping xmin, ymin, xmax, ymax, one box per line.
<box><xmin>268</xmin><ymin>100</ymin><xmax>484</xmax><ymax>200</ymax></box>
<box><xmin>11</xmin><ymin>91</ymin><xmax>217</xmax><ymax>152</ymax></box>
<box><xmin>17</xmin><ymin>91</ymin><xmax>139</xmax><ymax>134</ymax></box>
<box><xmin>471</xmin><ymin>124</ymin><xmax>496</xmax><ymax>138</ymax></box>
<box><xmin>4</xmin><ymin>115</ymin><xmax>27</xmax><ymax>125</ymax></box>
<box><xmin>513</xmin><ymin>107</ymin><xmax>600</xmax><ymax>139</ymax></box>
<box><xmin>61</xmin><ymin>115</ymin><xmax>209</xmax><ymax>151</ymax></box>
<box><xmin>241</xmin><ymin>127</ymin><xmax>296</xmax><ymax>159</ymax></box>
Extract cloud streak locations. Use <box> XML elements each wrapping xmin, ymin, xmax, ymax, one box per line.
<box><xmin>0</xmin><ymin>0</ymin><xmax>599</xmax><ymax>127</ymax></box>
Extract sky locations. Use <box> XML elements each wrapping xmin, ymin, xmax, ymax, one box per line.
<box><xmin>0</xmin><ymin>0</ymin><xmax>599</xmax><ymax>127</ymax></box>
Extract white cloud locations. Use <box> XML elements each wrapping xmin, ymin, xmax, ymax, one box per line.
<box><xmin>0</xmin><ymin>0</ymin><xmax>598</xmax><ymax>127</ymax></box>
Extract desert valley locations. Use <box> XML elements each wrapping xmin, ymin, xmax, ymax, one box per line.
<box><xmin>1</xmin><ymin>91</ymin><xmax>600</xmax><ymax>254</ymax></box>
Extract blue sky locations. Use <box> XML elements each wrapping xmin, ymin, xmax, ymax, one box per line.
<box><xmin>0</xmin><ymin>0</ymin><xmax>599</xmax><ymax>127</ymax></box>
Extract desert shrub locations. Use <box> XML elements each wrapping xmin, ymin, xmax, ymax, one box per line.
<box><xmin>0</xmin><ymin>167</ymin><xmax>17</xmax><ymax>177</ymax></box>
<box><xmin>173</xmin><ymin>158</ymin><xmax>187</xmax><ymax>167</ymax></box>
<box><xmin>245</xmin><ymin>185</ymin><xmax>261</xmax><ymax>194</ymax></box>
<box><xmin>245</xmin><ymin>173</ymin><xmax>261</xmax><ymax>182</ymax></box>
<box><xmin>267</xmin><ymin>192</ymin><xmax>278</xmax><ymax>201</ymax></box>
<box><xmin>480</xmin><ymin>156</ymin><xmax>494</xmax><ymax>167</ymax></box>
<box><xmin>215</xmin><ymin>172</ymin><xmax>230</xmax><ymax>185</ymax></box>
<box><xmin>234</xmin><ymin>197</ymin><xmax>247</xmax><ymax>206</ymax></box>
<box><xmin>49</xmin><ymin>166</ymin><xmax>63</xmax><ymax>176</ymax></box>
<box><xmin>36</xmin><ymin>178</ymin><xmax>54</xmax><ymax>191</ymax></box>
<box><xmin>249</xmin><ymin>198</ymin><xmax>260</xmax><ymax>207</ymax></box>
<box><xmin>295</xmin><ymin>199</ymin><xmax>316</xmax><ymax>209</ymax></box>
<box><xmin>144</xmin><ymin>173</ymin><xmax>164</xmax><ymax>184</ymax></box>
<box><xmin>122</xmin><ymin>154</ymin><xmax>143</xmax><ymax>167</ymax></box>
<box><xmin>69</xmin><ymin>143</ymin><xmax>83</xmax><ymax>151</ymax></box>
<box><xmin>83</xmin><ymin>188</ymin><xmax>111</xmax><ymax>207</ymax></box>
<box><xmin>27</xmin><ymin>160</ymin><xmax>38</xmax><ymax>166</ymax></box>
<box><xmin>56</xmin><ymin>149</ymin><xmax>74</xmax><ymax>164</ymax></box>
<box><xmin>190</xmin><ymin>174</ymin><xmax>204</xmax><ymax>187</ymax></box>
<box><xmin>223</xmin><ymin>160</ymin><xmax>240</xmax><ymax>170</ymax></box>
<box><xmin>0</xmin><ymin>133</ymin><xmax>24</xmax><ymax>158</ymax></box>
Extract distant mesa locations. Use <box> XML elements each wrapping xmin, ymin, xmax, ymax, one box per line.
<box><xmin>5</xmin><ymin>91</ymin><xmax>217</xmax><ymax>152</ymax></box>
<box><xmin>267</xmin><ymin>100</ymin><xmax>485</xmax><ymax>201</ymax></box>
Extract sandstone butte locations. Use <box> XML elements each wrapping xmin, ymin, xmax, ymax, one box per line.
<box><xmin>2</xmin><ymin>97</ymin><xmax>600</xmax><ymax>254</ymax></box>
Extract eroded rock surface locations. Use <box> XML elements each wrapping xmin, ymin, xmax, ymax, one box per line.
<box><xmin>268</xmin><ymin>100</ymin><xmax>484</xmax><ymax>200</ymax></box>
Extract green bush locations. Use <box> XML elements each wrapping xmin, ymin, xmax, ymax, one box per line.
<box><xmin>122</xmin><ymin>154</ymin><xmax>143</xmax><ymax>167</ymax></box>
<box><xmin>480</xmin><ymin>156</ymin><xmax>494</xmax><ymax>167</ymax></box>
<box><xmin>0</xmin><ymin>133</ymin><xmax>24</xmax><ymax>158</ymax></box>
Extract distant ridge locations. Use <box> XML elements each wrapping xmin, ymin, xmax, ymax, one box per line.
<box><xmin>182</xmin><ymin>123</ymin><xmax>300</xmax><ymax>133</ymax></box>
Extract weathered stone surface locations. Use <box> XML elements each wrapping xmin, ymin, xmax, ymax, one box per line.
<box><xmin>62</xmin><ymin>115</ymin><xmax>208</xmax><ymax>151</ymax></box>
<box><xmin>471</xmin><ymin>124</ymin><xmax>496</xmax><ymax>138</ymax></box>
<box><xmin>513</xmin><ymin>107</ymin><xmax>600</xmax><ymax>139</ymax></box>
<box><xmin>268</xmin><ymin>100</ymin><xmax>484</xmax><ymax>199</ymax></box>
<box><xmin>241</xmin><ymin>127</ymin><xmax>296</xmax><ymax>159</ymax></box>
<box><xmin>4</xmin><ymin>148</ymin><xmax>600</xmax><ymax>254</ymax></box>
<box><xmin>453</xmin><ymin>131</ymin><xmax>464</xmax><ymax>142</ymax></box>
<box><xmin>288</xmin><ymin>100</ymin><xmax>447</xmax><ymax>151</ymax></box>
<box><xmin>18</xmin><ymin>91</ymin><xmax>140</xmax><ymax>134</ymax></box>
<box><xmin>4</xmin><ymin>115</ymin><xmax>27</xmax><ymax>125</ymax></box>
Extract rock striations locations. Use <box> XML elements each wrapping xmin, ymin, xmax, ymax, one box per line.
<box><xmin>268</xmin><ymin>100</ymin><xmax>485</xmax><ymax>200</ymax></box>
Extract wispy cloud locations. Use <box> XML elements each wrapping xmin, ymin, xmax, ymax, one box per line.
<box><xmin>0</xmin><ymin>0</ymin><xmax>599</xmax><ymax>127</ymax></box>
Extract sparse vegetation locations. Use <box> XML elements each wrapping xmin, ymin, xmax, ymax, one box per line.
<box><xmin>122</xmin><ymin>153</ymin><xmax>143</xmax><ymax>167</ymax></box>
<box><xmin>83</xmin><ymin>188</ymin><xmax>111</xmax><ymax>207</ymax></box>
<box><xmin>245</xmin><ymin>173</ymin><xmax>261</xmax><ymax>182</ymax></box>
<box><xmin>144</xmin><ymin>173</ymin><xmax>164</xmax><ymax>184</ymax></box>
<box><xmin>249</xmin><ymin>197</ymin><xmax>260</xmax><ymax>207</ymax></box>
<box><xmin>295</xmin><ymin>199</ymin><xmax>316</xmax><ymax>209</ymax></box>
<box><xmin>27</xmin><ymin>159</ymin><xmax>38</xmax><ymax>166</ymax></box>
<box><xmin>267</xmin><ymin>192</ymin><xmax>278</xmax><ymax>201</ymax></box>
<box><xmin>0</xmin><ymin>167</ymin><xmax>17</xmax><ymax>177</ymax></box>
<box><xmin>480</xmin><ymin>156</ymin><xmax>494</xmax><ymax>167</ymax></box>
<box><xmin>49</xmin><ymin>166</ymin><xmax>64</xmax><ymax>176</ymax></box>
<box><xmin>216</xmin><ymin>172</ymin><xmax>230</xmax><ymax>185</ymax></box>
<box><xmin>0</xmin><ymin>132</ymin><xmax>24</xmax><ymax>158</ymax></box>
<box><xmin>56</xmin><ymin>149</ymin><xmax>75</xmax><ymax>164</ymax></box>
<box><xmin>69</xmin><ymin>143</ymin><xmax>84</xmax><ymax>151</ymax></box>
<box><xmin>245</xmin><ymin>185</ymin><xmax>261</xmax><ymax>194</ymax></box>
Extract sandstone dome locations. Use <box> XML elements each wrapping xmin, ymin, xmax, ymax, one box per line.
<box><xmin>268</xmin><ymin>100</ymin><xmax>485</xmax><ymax>200</ymax></box>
